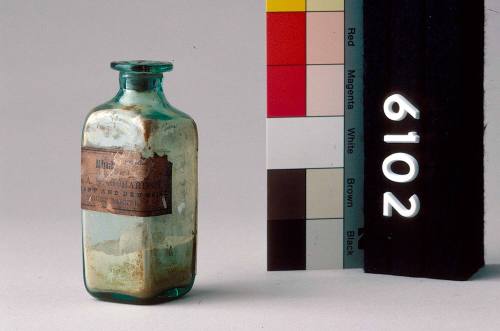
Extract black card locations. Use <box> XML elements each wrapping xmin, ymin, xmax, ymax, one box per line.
<box><xmin>363</xmin><ymin>0</ymin><xmax>484</xmax><ymax>280</ymax></box>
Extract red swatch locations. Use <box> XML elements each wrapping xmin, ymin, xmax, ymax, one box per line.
<box><xmin>267</xmin><ymin>12</ymin><xmax>306</xmax><ymax>65</ymax></box>
<box><xmin>267</xmin><ymin>66</ymin><xmax>306</xmax><ymax>118</ymax></box>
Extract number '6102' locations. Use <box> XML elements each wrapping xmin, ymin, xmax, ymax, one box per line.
<box><xmin>382</xmin><ymin>94</ymin><xmax>421</xmax><ymax>219</ymax></box>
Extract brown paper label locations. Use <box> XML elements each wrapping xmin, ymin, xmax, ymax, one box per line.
<box><xmin>81</xmin><ymin>147</ymin><xmax>172</xmax><ymax>217</ymax></box>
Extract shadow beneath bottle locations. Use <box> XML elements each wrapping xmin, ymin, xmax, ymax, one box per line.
<box><xmin>184</xmin><ymin>287</ymin><xmax>256</xmax><ymax>303</ymax></box>
<box><xmin>174</xmin><ymin>265</ymin><xmax>500</xmax><ymax>305</ymax></box>
<box><xmin>183</xmin><ymin>284</ymin><xmax>295</xmax><ymax>304</ymax></box>
<box><xmin>179</xmin><ymin>271</ymin><xmax>338</xmax><ymax>305</ymax></box>
<box><xmin>470</xmin><ymin>264</ymin><xmax>500</xmax><ymax>281</ymax></box>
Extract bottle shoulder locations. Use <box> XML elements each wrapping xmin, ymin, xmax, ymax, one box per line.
<box><xmin>82</xmin><ymin>103</ymin><xmax>197</xmax><ymax>154</ymax></box>
<box><xmin>87</xmin><ymin>99</ymin><xmax>195</xmax><ymax>122</ymax></box>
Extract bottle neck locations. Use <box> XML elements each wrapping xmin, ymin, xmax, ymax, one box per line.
<box><xmin>115</xmin><ymin>73</ymin><xmax>168</xmax><ymax>107</ymax></box>
<box><xmin>119</xmin><ymin>73</ymin><xmax>163</xmax><ymax>91</ymax></box>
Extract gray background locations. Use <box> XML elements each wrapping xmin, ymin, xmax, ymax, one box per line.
<box><xmin>0</xmin><ymin>1</ymin><xmax>498</xmax><ymax>330</ymax></box>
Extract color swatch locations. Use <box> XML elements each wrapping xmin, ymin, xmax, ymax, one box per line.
<box><xmin>307</xmin><ymin>0</ymin><xmax>344</xmax><ymax>11</ymax></box>
<box><xmin>266</xmin><ymin>0</ymin><xmax>364</xmax><ymax>270</ymax></box>
<box><xmin>267</xmin><ymin>0</ymin><xmax>306</xmax><ymax>12</ymax></box>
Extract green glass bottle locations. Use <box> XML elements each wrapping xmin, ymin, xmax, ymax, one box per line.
<box><xmin>81</xmin><ymin>61</ymin><xmax>197</xmax><ymax>304</ymax></box>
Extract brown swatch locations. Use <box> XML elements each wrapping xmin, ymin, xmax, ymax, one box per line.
<box><xmin>267</xmin><ymin>169</ymin><xmax>306</xmax><ymax>220</ymax></box>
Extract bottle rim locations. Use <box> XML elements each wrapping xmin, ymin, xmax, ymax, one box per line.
<box><xmin>111</xmin><ymin>60</ymin><xmax>173</xmax><ymax>74</ymax></box>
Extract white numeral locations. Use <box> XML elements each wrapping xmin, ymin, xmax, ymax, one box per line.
<box><xmin>382</xmin><ymin>153</ymin><xmax>419</xmax><ymax>183</ymax></box>
<box><xmin>384</xmin><ymin>131</ymin><xmax>420</xmax><ymax>144</ymax></box>
<box><xmin>384</xmin><ymin>94</ymin><xmax>420</xmax><ymax>121</ymax></box>
<box><xmin>381</xmin><ymin>94</ymin><xmax>421</xmax><ymax>219</ymax></box>
<box><xmin>383</xmin><ymin>192</ymin><xmax>421</xmax><ymax>218</ymax></box>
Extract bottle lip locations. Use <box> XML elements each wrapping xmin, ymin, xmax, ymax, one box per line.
<box><xmin>111</xmin><ymin>60</ymin><xmax>173</xmax><ymax>74</ymax></box>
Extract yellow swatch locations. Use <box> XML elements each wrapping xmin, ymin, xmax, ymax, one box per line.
<box><xmin>307</xmin><ymin>0</ymin><xmax>344</xmax><ymax>11</ymax></box>
<box><xmin>266</xmin><ymin>0</ymin><xmax>306</xmax><ymax>12</ymax></box>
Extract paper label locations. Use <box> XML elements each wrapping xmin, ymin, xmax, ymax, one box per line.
<box><xmin>81</xmin><ymin>147</ymin><xmax>172</xmax><ymax>217</ymax></box>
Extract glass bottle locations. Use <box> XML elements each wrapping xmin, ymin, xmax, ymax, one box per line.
<box><xmin>81</xmin><ymin>61</ymin><xmax>197</xmax><ymax>304</ymax></box>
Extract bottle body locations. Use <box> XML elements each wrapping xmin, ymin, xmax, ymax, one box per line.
<box><xmin>81</xmin><ymin>61</ymin><xmax>197</xmax><ymax>304</ymax></box>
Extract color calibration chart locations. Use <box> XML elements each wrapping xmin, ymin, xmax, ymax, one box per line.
<box><xmin>266</xmin><ymin>0</ymin><xmax>364</xmax><ymax>270</ymax></box>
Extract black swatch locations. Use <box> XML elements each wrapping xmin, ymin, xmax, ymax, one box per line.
<box><xmin>268</xmin><ymin>219</ymin><xmax>306</xmax><ymax>271</ymax></box>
